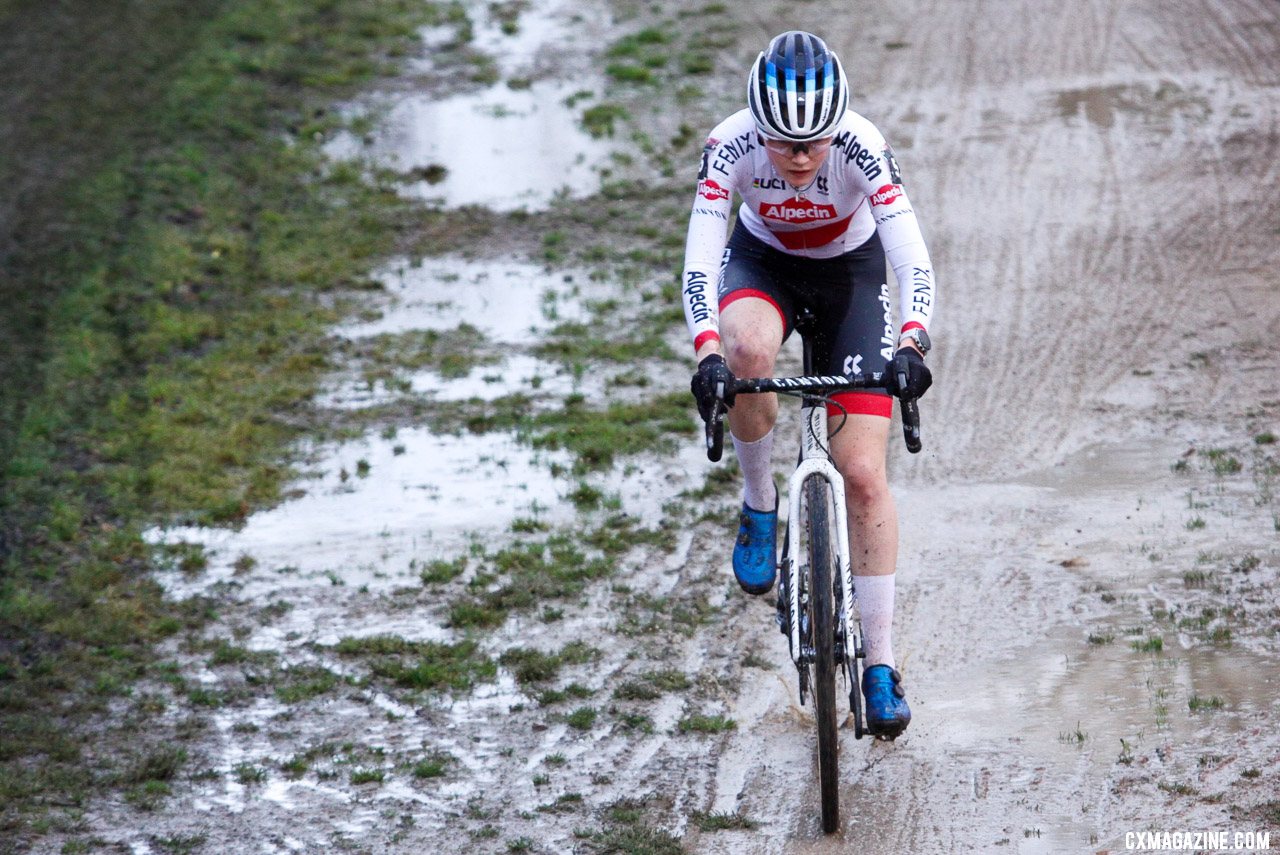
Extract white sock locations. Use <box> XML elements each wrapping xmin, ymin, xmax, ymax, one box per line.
<box><xmin>856</xmin><ymin>574</ymin><xmax>896</xmax><ymax>669</ymax></box>
<box><xmin>732</xmin><ymin>430</ymin><xmax>777</xmax><ymax>511</ymax></box>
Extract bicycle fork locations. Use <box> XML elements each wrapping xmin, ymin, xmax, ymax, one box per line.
<box><xmin>783</xmin><ymin>404</ymin><xmax>866</xmax><ymax>736</ymax></box>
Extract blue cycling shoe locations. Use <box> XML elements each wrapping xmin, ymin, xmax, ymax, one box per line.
<box><xmin>733</xmin><ymin>500</ymin><xmax>777</xmax><ymax>595</ymax></box>
<box><xmin>863</xmin><ymin>664</ymin><xmax>911</xmax><ymax>739</ymax></box>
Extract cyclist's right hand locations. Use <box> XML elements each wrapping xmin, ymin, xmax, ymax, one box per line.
<box><xmin>887</xmin><ymin>347</ymin><xmax>932</xmax><ymax>400</ymax></box>
<box><xmin>691</xmin><ymin>353</ymin><xmax>735</xmax><ymax>422</ymax></box>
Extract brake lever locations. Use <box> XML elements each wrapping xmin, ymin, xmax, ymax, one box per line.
<box><xmin>705</xmin><ymin>381</ymin><xmax>726</xmax><ymax>462</ymax></box>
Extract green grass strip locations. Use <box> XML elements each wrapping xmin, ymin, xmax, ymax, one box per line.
<box><xmin>0</xmin><ymin>0</ymin><xmax>454</xmax><ymax>840</ymax></box>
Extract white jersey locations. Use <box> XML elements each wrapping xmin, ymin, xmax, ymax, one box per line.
<box><xmin>681</xmin><ymin>108</ymin><xmax>936</xmax><ymax>354</ymax></box>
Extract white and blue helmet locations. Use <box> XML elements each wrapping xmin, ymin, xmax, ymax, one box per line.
<box><xmin>747</xmin><ymin>31</ymin><xmax>849</xmax><ymax>142</ymax></box>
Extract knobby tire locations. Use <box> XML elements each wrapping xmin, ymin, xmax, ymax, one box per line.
<box><xmin>805</xmin><ymin>474</ymin><xmax>840</xmax><ymax>833</ymax></box>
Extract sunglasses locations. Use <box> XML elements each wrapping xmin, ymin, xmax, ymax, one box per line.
<box><xmin>761</xmin><ymin>136</ymin><xmax>834</xmax><ymax>156</ymax></box>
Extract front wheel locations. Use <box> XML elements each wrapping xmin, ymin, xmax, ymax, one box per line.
<box><xmin>805</xmin><ymin>474</ymin><xmax>840</xmax><ymax>833</ymax></box>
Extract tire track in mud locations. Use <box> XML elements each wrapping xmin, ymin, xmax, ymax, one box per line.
<box><xmin>833</xmin><ymin>0</ymin><xmax>1280</xmax><ymax>480</ymax></box>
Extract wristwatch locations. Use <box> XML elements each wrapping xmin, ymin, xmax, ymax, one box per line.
<box><xmin>898</xmin><ymin>327</ymin><xmax>932</xmax><ymax>356</ymax></box>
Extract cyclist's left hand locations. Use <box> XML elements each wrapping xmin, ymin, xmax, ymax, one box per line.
<box><xmin>691</xmin><ymin>353</ymin><xmax>736</xmax><ymax>422</ymax></box>
<box><xmin>888</xmin><ymin>347</ymin><xmax>932</xmax><ymax>399</ymax></box>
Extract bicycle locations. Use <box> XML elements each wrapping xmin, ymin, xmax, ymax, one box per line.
<box><xmin>701</xmin><ymin>311</ymin><xmax>922</xmax><ymax>834</ymax></box>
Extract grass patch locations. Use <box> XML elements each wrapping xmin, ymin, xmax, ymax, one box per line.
<box><xmin>565</xmin><ymin>706</ymin><xmax>598</xmax><ymax>730</ymax></box>
<box><xmin>614</xmin><ymin>668</ymin><xmax>692</xmax><ymax>700</ymax></box>
<box><xmin>524</xmin><ymin>393</ymin><xmax>693</xmax><ymax>473</ymax></box>
<box><xmin>590</xmin><ymin>796</ymin><xmax>684</xmax><ymax>855</ymax></box>
<box><xmin>412</xmin><ymin>751</ymin><xmax>452</xmax><ymax>779</ymax></box>
<box><xmin>677</xmin><ymin>714</ymin><xmax>736</xmax><ymax>734</ymax></box>
<box><xmin>1131</xmin><ymin>636</ymin><xmax>1164</xmax><ymax>654</ymax></box>
<box><xmin>619</xmin><ymin>591</ymin><xmax>717</xmax><ymax>637</ymax></box>
<box><xmin>274</xmin><ymin>665</ymin><xmax>342</xmax><ymax>703</ymax></box>
<box><xmin>336</xmin><ymin>635</ymin><xmax>497</xmax><ymax>693</ymax></box>
<box><xmin>500</xmin><ymin>642</ymin><xmax>600</xmax><ymax>686</ymax></box>
<box><xmin>447</xmin><ymin>522</ymin><xmax>668</xmax><ymax>627</ymax></box>
<box><xmin>370</xmin><ymin>646</ymin><xmax>496</xmax><ymax>693</ymax></box>
<box><xmin>538</xmin><ymin>683</ymin><xmax>593</xmax><ymax>705</ymax></box>
<box><xmin>1188</xmin><ymin>694</ymin><xmax>1225</xmax><ymax>712</ymax></box>
<box><xmin>350</xmin><ymin>768</ymin><xmax>385</xmax><ymax>785</ymax></box>
<box><xmin>420</xmin><ymin>556</ymin><xmax>466</xmax><ymax>585</ymax></box>
<box><xmin>1205</xmin><ymin>448</ymin><xmax>1243</xmax><ymax>475</ymax></box>
<box><xmin>533</xmin><ymin>322</ymin><xmax>677</xmax><ymax>367</ymax></box>
<box><xmin>233</xmin><ymin>763</ymin><xmax>266</xmax><ymax>785</ymax></box>
<box><xmin>581</xmin><ymin>103</ymin><xmax>629</xmax><ymax>138</ymax></box>
<box><xmin>692</xmin><ymin>810</ymin><xmax>759</xmax><ymax>831</ymax></box>
<box><xmin>618</xmin><ymin>711</ymin><xmax>654</xmax><ymax>733</ymax></box>
<box><xmin>341</xmin><ymin>323</ymin><xmax>498</xmax><ymax>388</ymax></box>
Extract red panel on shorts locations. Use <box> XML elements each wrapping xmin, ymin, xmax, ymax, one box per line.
<box><xmin>720</xmin><ymin>288</ymin><xmax>786</xmax><ymax>329</ymax></box>
<box><xmin>826</xmin><ymin>391</ymin><xmax>892</xmax><ymax>419</ymax></box>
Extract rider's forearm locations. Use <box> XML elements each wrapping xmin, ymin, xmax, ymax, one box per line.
<box><xmin>875</xmin><ymin>193</ymin><xmax>935</xmax><ymax>335</ymax></box>
<box><xmin>682</xmin><ymin>198</ymin><xmax>731</xmax><ymax>356</ymax></box>
<box><xmin>682</xmin><ymin>262</ymin><xmax>722</xmax><ymax>357</ymax></box>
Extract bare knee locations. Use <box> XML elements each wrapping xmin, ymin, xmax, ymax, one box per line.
<box><xmin>841</xmin><ymin>456</ymin><xmax>889</xmax><ymax>508</ymax></box>
<box><xmin>725</xmin><ymin>334</ymin><xmax>776</xmax><ymax>378</ymax></box>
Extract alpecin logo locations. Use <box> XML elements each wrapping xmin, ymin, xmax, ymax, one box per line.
<box><xmin>698</xmin><ymin>179</ymin><xmax>730</xmax><ymax>202</ymax></box>
<box><xmin>870</xmin><ymin>183</ymin><xmax>903</xmax><ymax>207</ymax></box>
<box><xmin>759</xmin><ymin>197</ymin><xmax>837</xmax><ymax>222</ymax></box>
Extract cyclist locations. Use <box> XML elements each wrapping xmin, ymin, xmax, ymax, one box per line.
<box><xmin>684</xmin><ymin>30</ymin><xmax>935</xmax><ymax>738</ymax></box>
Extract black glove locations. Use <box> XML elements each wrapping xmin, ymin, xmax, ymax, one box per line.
<box><xmin>690</xmin><ymin>353</ymin><xmax>735</xmax><ymax>422</ymax></box>
<box><xmin>887</xmin><ymin>347</ymin><xmax>932</xmax><ymax>400</ymax></box>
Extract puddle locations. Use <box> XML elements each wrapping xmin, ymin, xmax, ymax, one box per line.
<box><xmin>408</xmin><ymin>0</ymin><xmax>610</xmax><ymax>83</ymax></box>
<box><xmin>320</xmin><ymin>352</ymin><xmax>580</xmax><ymax>410</ymax></box>
<box><xmin>319</xmin><ymin>256</ymin><xmax>590</xmax><ymax>408</ymax></box>
<box><xmin>1013</xmin><ymin>437</ymin><xmax>1186</xmax><ymax>494</ymax></box>
<box><xmin>327</xmin><ymin>0</ymin><xmax>619</xmax><ymax>210</ymax></box>
<box><xmin>332</xmin><ymin>81</ymin><xmax>617</xmax><ymax>210</ymax></box>
<box><xmin>147</xmin><ymin>426</ymin><xmax>573</xmax><ymax>602</ymax></box>
<box><xmin>342</xmin><ymin>257</ymin><xmax>590</xmax><ymax>345</ymax></box>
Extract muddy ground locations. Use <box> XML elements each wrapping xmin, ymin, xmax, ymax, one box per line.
<box><xmin>40</xmin><ymin>0</ymin><xmax>1280</xmax><ymax>852</ymax></box>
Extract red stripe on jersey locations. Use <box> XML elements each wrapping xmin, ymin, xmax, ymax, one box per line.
<box><xmin>720</xmin><ymin>289</ymin><xmax>786</xmax><ymax>329</ymax></box>
<box><xmin>901</xmin><ymin>321</ymin><xmax>925</xmax><ymax>333</ymax></box>
<box><xmin>826</xmin><ymin>391</ymin><xmax>892</xmax><ymax>419</ymax></box>
<box><xmin>768</xmin><ymin>211</ymin><xmax>856</xmax><ymax>250</ymax></box>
